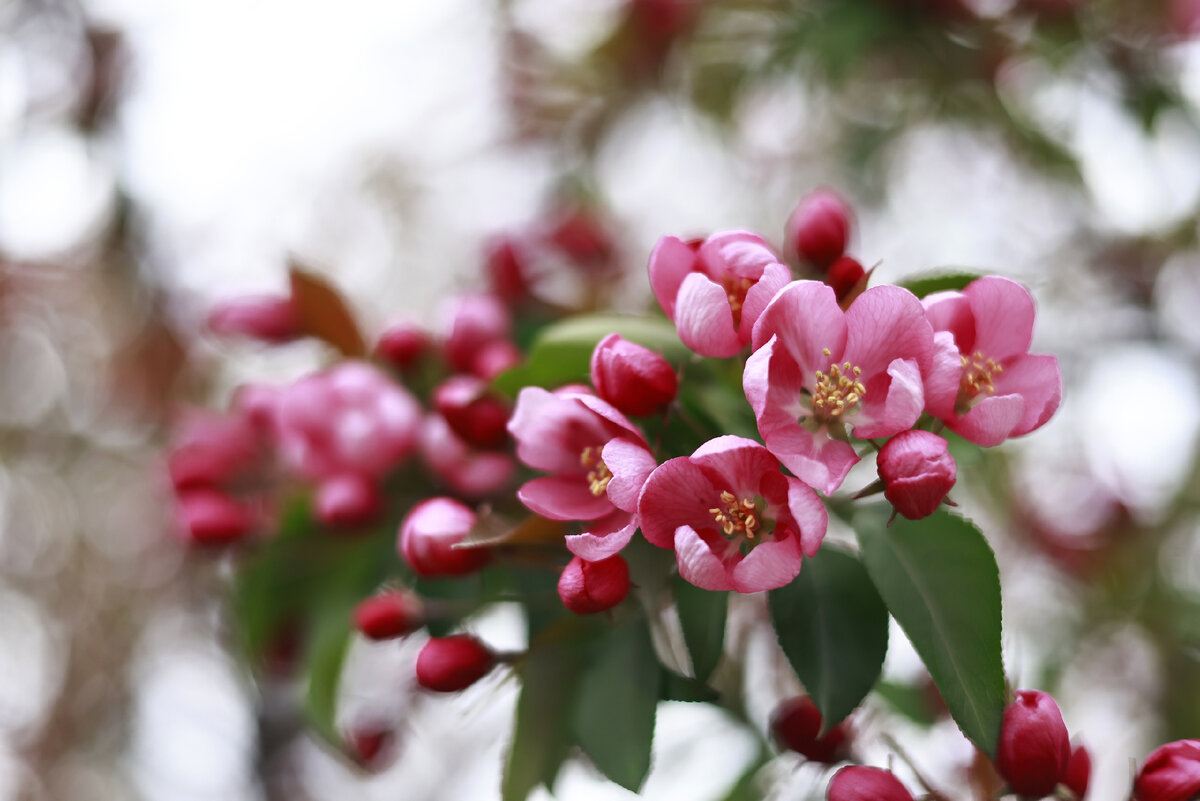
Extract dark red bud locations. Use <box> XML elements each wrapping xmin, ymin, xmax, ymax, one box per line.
<box><xmin>415</xmin><ymin>634</ymin><xmax>497</xmax><ymax>692</ymax></box>
<box><xmin>785</xmin><ymin>188</ymin><xmax>852</xmax><ymax>270</ymax></box>
<box><xmin>484</xmin><ymin>235</ymin><xmax>533</xmax><ymax>303</ymax></box>
<box><xmin>557</xmin><ymin>555</ymin><xmax>631</xmax><ymax>615</ymax></box>
<box><xmin>827</xmin><ymin>766</ymin><xmax>915</xmax><ymax>801</ymax></box>
<box><xmin>996</xmin><ymin>690</ymin><xmax>1071</xmax><ymax>798</ymax></box>
<box><xmin>375</xmin><ymin>324</ymin><xmax>433</xmax><ymax>370</ymax></box>
<box><xmin>177</xmin><ymin>488</ymin><xmax>253</xmax><ymax>546</ymax></box>
<box><xmin>345</xmin><ymin>722</ymin><xmax>396</xmax><ymax>770</ymax></box>
<box><xmin>769</xmin><ymin>696</ymin><xmax>851</xmax><ymax>764</ymax></box>
<box><xmin>353</xmin><ymin>591</ymin><xmax>425</xmax><ymax>640</ymax></box>
<box><xmin>399</xmin><ymin>497</ymin><xmax>491</xmax><ymax>577</ymax></box>
<box><xmin>826</xmin><ymin>256</ymin><xmax>867</xmax><ymax>306</ymax></box>
<box><xmin>590</xmin><ymin>333</ymin><xmax>677</xmax><ymax>416</ymax></box>
<box><xmin>1066</xmin><ymin>743</ymin><xmax>1090</xmax><ymax>799</ymax></box>
<box><xmin>1134</xmin><ymin>739</ymin><xmax>1200</xmax><ymax>801</ymax></box>
<box><xmin>434</xmin><ymin>376</ymin><xmax>511</xmax><ymax>451</ymax></box>
<box><xmin>877</xmin><ymin>430</ymin><xmax>957</xmax><ymax>520</ymax></box>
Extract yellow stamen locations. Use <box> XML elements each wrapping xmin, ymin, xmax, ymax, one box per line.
<box><xmin>710</xmin><ymin>489</ymin><xmax>762</xmax><ymax>539</ymax></box>
<box><xmin>810</xmin><ymin>355</ymin><xmax>867</xmax><ymax>422</ymax></box>
<box><xmin>959</xmin><ymin>350</ymin><xmax>1003</xmax><ymax>409</ymax></box>
<box><xmin>580</xmin><ymin>446</ymin><xmax>613</xmax><ymax>497</ymax></box>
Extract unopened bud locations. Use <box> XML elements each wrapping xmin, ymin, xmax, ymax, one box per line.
<box><xmin>826</xmin><ymin>256</ymin><xmax>868</xmax><ymax>306</ymax></box>
<box><xmin>769</xmin><ymin>696</ymin><xmax>851</xmax><ymax>764</ymax></box>
<box><xmin>996</xmin><ymin>690</ymin><xmax>1071</xmax><ymax>798</ymax></box>
<box><xmin>877</xmin><ymin>430</ymin><xmax>957</xmax><ymax>520</ymax></box>
<box><xmin>206</xmin><ymin>294</ymin><xmax>301</xmax><ymax>343</ymax></box>
<box><xmin>177</xmin><ymin>488</ymin><xmax>253</xmax><ymax>546</ymax></box>
<box><xmin>1134</xmin><ymin>740</ymin><xmax>1200</xmax><ymax>801</ymax></box>
<box><xmin>399</xmin><ymin>497</ymin><xmax>491</xmax><ymax>577</ymax></box>
<box><xmin>785</xmin><ymin>188</ymin><xmax>852</xmax><ymax>270</ymax></box>
<box><xmin>375</xmin><ymin>323</ymin><xmax>433</xmax><ymax>370</ymax></box>
<box><xmin>415</xmin><ymin>634</ymin><xmax>497</xmax><ymax>692</ymax></box>
<box><xmin>434</xmin><ymin>376</ymin><xmax>511</xmax><ymax>451</ymax></box>
<box><xmin>557</xmin><ymin>555</ymin><xmax>631</xmax><ymax>615</ymax></box>
<box><xmin>827</xmin><ymin>766</ymin><xmax>914</xmax><ymax>801</ymax></box>
<box><xmin>590</xmin><ymin>333</ymin><xmax>677</xmax><ymax>416</ymax></box>
<box><xmin>316</xmin><ymin>474</ymin><xmax>382</xmax><ymax>528</ymax></box>
<box><xmin>1066</xmin><ymin>743</ymin><xmax>1090</xmax><ymax>799</ymax></box>
<box><xmin>353</xmin><ymin>590</ymin><xmax>424</xmax><ymax>640</ymax></box>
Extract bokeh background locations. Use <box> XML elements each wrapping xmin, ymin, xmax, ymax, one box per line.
<box><xmin>2</xmin><ymin>0</ymin><xmax>1200</xmax><ymax>799</ymax></box>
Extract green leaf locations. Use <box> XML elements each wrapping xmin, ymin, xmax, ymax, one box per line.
<box><xmin>898</xmin><ymin>271</ymin><xmax>981</xmax><ymax>299</ymax></box>
<box><xmin>660</xmin><ymin>668</ymin><xmax>720</xmax><ymax>703</ymax></box>
<box><xmin>874</xmin><ymin>680</ymin><xmax>939</xmax><ymax>726</ymax></box>
<box><xmin>674</xmin><ymin>576</ymin><xmax>728</xmax><ymax>682</ymax></box>
<box><xmin>304</xmin><ymin>601</ymin><xmax>355</xmax><ymax>747</ymax></box>
<box><xmin>856</xmin><ymin>508</ymin><xmax>1006</xmax><ymax>757</ymax></box>
<box><xmin>492</xmin><ymin>314</ymin><xmax>685</xmax><ymax>396</ymax></box>
<box><xmin>572</xmin><ymin>618</ymin><xmax>659</xmax><ymax>791</ymax></box>
<box><xmin>503</xmin><ymin>637</ymin><xmax>584</xmax><ymax>801</ymax></box>
<box><xmin>768</xmin><ymin>547</ymin><xmax>888</xmax><ymax>727</ymax></box>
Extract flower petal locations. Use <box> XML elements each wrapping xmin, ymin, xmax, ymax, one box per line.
<box><xmin>518</xmin><ymin>475</ymin><xmax>614</xmax><ymax>521</ymax></box>
<box><xmin>731</xmin><ymin>532</ymin><xmax>803</xmax><ymax>593</ymax></box>
<box><xmin>842</xmin><ymin>285</ymin><xmax>934</xmax><ymax>380</ymax></box>
<box><xmin>602</xmin><ymin>438</ymin><xmax>658</xmax><ymax>513</ymax></box>
<box><xmin>752</xmin><ymin>280</ymin><xmax>846</xmax><ymax>376</ymax></box>
<box><xmin>674</xmin><ymin>525</ymin><xmax>736</xmax><ymax>591</ymax></box>
<box><xmin>690</xmin><ymin>435</ymin><xmax>778</xmax><ymax>498</ymax></box>
<box><xmin>853</xmin><ymin>357</ymin><xmax>925</xmax><ymax>439</ymax></box>
<box><xmin>566</xmin><ymin>510</ymin><xmax>638</xmax><ymax>561</ymax></box>
<box><xmin>924</xmin><ymin>330</ymin><xmax>964</xmax><ymax>420</ymax></box>
<box><xmin>995</xmin><ymin>353</ymin><xmax>1061</xmax><ymax>437</ymax></box>
<box><xmin>738</xmin><ymin>261</ymin><xmax>791</xmax><ymax>343</ymax></box>
<box><xmin>783</xmin><ymin>476</ymin><xmax>829</xmax><ymax>557</ymax></box>
<box><xmin>698</xmin><ymin>230</ymin><xmax>778</xmax><ymax>280</ymax></box>
<box><xmin>922</xmin><ymin>290</ymin><xmax>975</xmax><ymax>353</ymax></box>
<box><xmin>638</xmin><ymin>457</ymin><xmax>719</xmax><ymax>548</ymax></box>
<box><xmin>675</xmin><ymin>272</ymin><xmax>743</xmax><ymax>357</ymax></box>
<box><xmin>964</xmin><ymin>276</ymin><xmax>1034</xmax><ymax>361</ymax></box>
<box><xmin>508</xmin><ymin>388</ymin><xmax>608</xmax><ymax>473</ymax></box>
<box><xmin>648</xmin><ymin>235</ymin><xmax>697</xmax><ymax>320</ymax></box>
<box><xmin>950</xmin><ymin>393</ymin><xmax>1025</xmax><ymax>447</ymax></box>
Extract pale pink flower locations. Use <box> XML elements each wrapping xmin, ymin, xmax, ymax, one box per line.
<box><xmin>921</xmin><ymin>276</ymin><xmax>1061</xmax><ymax>447</ymax></box>
<box><xmin>507</xmin><ymin>387</ymin><xmax>656</xmax><ymax>560</ymax></box>
<box><xmin>648</xmin><ymin>231</ymin><xmax>792</xmax><ymax>357</ymax></box>
<box><xmin>746</xmin><ymin>281</ymin><xmax>935</xmax><ymax>495</ymax></box>
<box><xmin>637</xmin><ymin>435</ymin><xmax>827</xmax><ymax>593</ymax></box>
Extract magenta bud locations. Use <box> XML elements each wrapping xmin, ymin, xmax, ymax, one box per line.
<box><xmin>877</xmin><ymin>430</ymin><xmax>957</xmax><ymax>520</ymax></box>
<box><xmin>557</xmin><ymin>555</ymin><xmax>631</xmax><ymax>615</ymax></box>
<box><xmin>442</xmin><ymin>294</ymin><xmax>512</xmax><ymax>374</ymax></box>
<box><xmin>472</xmin><ymin>339</ymin><xmax>522</xmax><ymax>381</ymax></box>
<box><xmin>206</xmin><ymin>294</ymin><xmax>301</xmax><ymax>343</ymax></box>
<box><xmin>485</xmin><ymin>234</ymin><xmax>533</xmax><ymax>303</ymax></box>
<box><xmin>1066</xmin><ymin>743</ymin><xmax>1090</xmax><ymax>799</ymax></box>
<box><xmin>1134</xmin><ymin>740</ymin><xmax>1200</xmax><ymax>801</ymax></box>
<box><xmin>316</xmin><ymin>474</ymin><xmax>382</xmax><ymax>529</ymax></box>
<box><xmin>785</xmin><ymin>188</ymin><xmax>852</xmax><ymax>270</ymax></box>
<box><xmin>996</xmin><ymin>689</ymin><xmax>1072</xmax><ymax>798</ymax></box>
<box><xmin>375</xmin><ymin>323</ymin><xmax>433</xmax><ymax>370</ymax></box>
<box><xmin>545</xmin><ymin>208</ymin><xmax>615</xmax><ymax>273</ymax></box>
<box><xmin>177</xmin><ymin>487</ymin><xmax>253</xmax><ymax>546</ymax></box>
<box><xmin>589</xmin><ymin>333</ymin><xmax>678</xmax><ymax>417</ymax></box>
<box><xmin>167</xmin><ymin>409</ymin><xmax>259</xmax><ymax>490</ymax></box>
<box><xmin>353</xmin><ymin>590</ymin><xmax>425</xmax><ymax>640</ymax></box>
<box><xmin>399</xmin><ymin>497</ymin><xmax>491</xmax><ymax>577</ymax></box>
<box><xmin>433</xmin><ymin>376</ymin><xmax>511</xmax><ymax>451</ymax></box>
<box><xmin>769</xmin><ymin>696</ymin><xmax>851</xmax><ymax>764</ymax></box>
<box><xmin>826</xmin><ymin>256</ymin><xmax>867</xmax><ymax>306</ymax></box>
<box><xmin>415</xmin><ymin>634</ymin><xmax>497</xmax><ymax>692</ymax></box>
<box><xmin>827</xmin><ymin>766</ymin><xmax>915</xmax><ymax>801</ymax></box>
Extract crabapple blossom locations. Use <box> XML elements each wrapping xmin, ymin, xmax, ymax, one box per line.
<box><xmin>826</xmin><ymin>767</ymin><xmax>914</xmax><ymax>801</ymax></box>
<box><xmin>784</xmin><ymin>187</ymin><xmax>852</xmax><ymax>271</ymax></box>
<box><xmin>176</xmin><ymin>487</ymin><xmax>254</xmax><ymax>546</ymax></box>
<box><xmin>206</xmin><ymin>293</ymin><xmax>301</xmax><ymax>343</ymax></box>
<box><xmin>746</xmin><ymin>281</ymin><xmax>935</xmax><ymax>495</ymax></box>
<box><xmin>353</xmin><ymin>590</ymin><xmax>425</xmax><ymax>640</ymax></box>
<box><xmin>1134</xmin><ymin>740</ymin><xmax>1200</xmax><ymax>801</ymax></box>
<box><xmin>922</xmin><ymin>276</ymin><xmax>1061</xmax><ymax>447</ymax></box>
<box><xmin>441</xmin><ymin>293</ymin><xmax>512</xmax><ymax>376</ymax></box>
<box><xmin>648</xmin><ymin>230</ymin><xmax>791</xmax><ymax>357</ymax></box>
<box><xmin>876</xmin><ymin>430</ymin><xmax>956</xmax><ymax>520</ymax></box>
<box><xmin>770</xmin><ymin>696</ymin><xmax>851</xmax><ymax>763</ymax></box>
<box><xmin>638</xmin><ymin>435</ymin><xmax>827</xmax><ymax>592</ymax></box>
<box><xmin>508</xmin><ymin>387</ymin><xmax>656</xmax><ymax>560</ymax></box>
<box><xmin>415</xmin><ymin>634</ymin><xmax>497</xmax><ymax>692</ymax></box>
<box><xmin>399</xmin><ymin>497</ymin><xmax>491</xmax><ymax>577</ymax></box>
<box><xmin>315</xmin><ymin>474</ymin><xmax>382</xmax><ymax>528</ymax></box>
<box><xmin>995</xmin><ymin>689</ymin><xmax>1072</xmax><ymax>797</ymax></box>
<box><xmin>418</xmin><ymin>413</ymin><xmax>516</xmax><ymax>498</ymax></box>
<box><xmin>590</xmin><ymin>333</ymin><xmax>677</xmax><ymax>416</ymax></box>
<box><xmin>434</xmin><ymin>375</ymin><xmax>511</xmax><ymax>451</ymax></box>
<box><xmin>557</xmin><ymin>554</ymin><xmax>631</xmax><ymax>614</ymax></box>
<box><xmin>1066</xmin><ymin>743</ymin><xmax>1090</xmax><ymax>799</ymax></box>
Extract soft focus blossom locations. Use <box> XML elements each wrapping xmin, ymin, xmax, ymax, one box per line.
<box><xmin>1134</xmin><ymin>740</ymin><xmax>1200</xmax><ymax>801</ymax></box>
<box><xmin>166</xmin><ymin>407</ymin><xmax>262</xmax><ymax>490</ymax></box>
<box><xmin>415</xmin><ymin>634</ymin><xmax>497</xmax><ymax>692</ymax></box>
<box><xmin>590</xmin><ymin>333</ymin><xmax>678</xmax><ymax>416</ymax></box>
<box><xmin>746</xmin><ymin>281</ymin><xmax>935</xmax><ymax>495</ymax></box>
<box><xmin>557</xmin><ymin>554</ymin><xmax>631</xmax><ymax>614</ymax></box>
<box><xmin>876</xmin><ymin>430</ymin><xmax>956</xmax><ymax>520</ymax></box>
<box><xmin>419</xmin><ymin>413</ymin><xmax>516</xmax><ymax>498</ymax></box>
<box><xmin>995</xmin><ymin>689</ymin><xmax>1072</xmax><ymax>797</ymax></box>
<box><xmin>315</xmin><ymin>473</ymin><xmax>382</xmax><ymax>528</ymax></box>
<box><xmin>648</xmin><ymin>230</ymin><xmax>791</xmax><ymax>358</ymax></box>
<box><xmin>638</xmin><ymin>435</ymin><xmax>827</xmax><ymax>592</ymax></box>
<box><xmin>441</xmin><ymin>293</ymin><xmax>513</xmax><ymax>376</ymax></box>
<box><xmin>508</xmin><ymin>387</ymin><xmax>656</xmax><ymax>560</ymax></box>
<box><xmin>433</xmin><ymin>375</ymin><xmax>512</xmax><ymax>451</ymax></box>
<box><xmin>176</xmin><ymin>487</ymin><xmax>254</xmax><ymax>546</ymax></box>
<box><xmin>784</xmin><ymin>187</ymin><xmax>852</xmax><ymax>271</ymax></box>
<box><xmin>1066</xmin><ymin>743</ymin><xmax>1091</xmax><ymax>799</ymax></box>
<box><xmin>769</xmin><ymin>696</ymin><xmax>851</xmax><ymax>763</ymax></box>
<box><xmin>399</xmin><ymin>497</ymin><xmax>491</xmax><ymax>577</ymax></box>
<box><xmin>922</xmin><ymin>276</ymin><xmax>1061</xmax><ymax>447</ymax></box>
<box><xmin>206</xmin><ymin>293</ymin><xmax>301</xmax><ymax>343</ymax></box>
<box><xmin>826</xmin><ymin>766</ymin><xmax>915</xmax><ymax>801</ymax></box>
<box><xmin>353</xmin><ymin>590</ymin><xmax>425</xmax><ymax>640</ymax></box>
<box><xmin>375</xmin><ymin>322</ymin><xmax>433</xmax><ymax>370</ymax></box>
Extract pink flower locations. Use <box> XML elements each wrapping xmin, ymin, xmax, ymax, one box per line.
<box><xmin>638</xmin><ymin>435</ymin><xmax>827</xmax><ymax>592</ymax></box>
<box><xmin>507</xmin><ymin>387</ymin><xmax>656</xmax><ymax>560</ymax></box>
<box><xmin>176</xmin><ymin>487</ymin><xmax>254</xmax><ymax>546</ymax></box>
<box><xmin>315</xmin><ymin>474</ymin><xmax>382</xmax><ymax>529</ymax></box>
<box><xmin>648</xmin><ymin>231</ymin><xmax>792</xmax><ymax>358</ymax></box>
<box><xmin>433</xmin><ymin>375</ymin><xmax>511</xmax><ymax>451</ymax></box>
<box><xmin>590</xmin><ymin>333</ymin><xmax>678</xmax><ymax>416</ymax></box>
<box><xmin>1135</xmin><ymin>740</ymin><xmax>1200</xmax><ymax>801</ymax></box>
<box><xmin>166</xmin><ymin>408</ymin><xmax>262</xmax><ymax>490</ymax></box>
<box><xmin>746</xmin><ymin>281</ymin><xmax>935</xmax><ymax>495</ymax></box>
<box><xmin>995</xmin><ymin>689</ymin><xmax>1071</xmax><ymax>798</ymax></box>
<box><xmin>827</xmin><ymin>766</ymin><xmax>914</xmax><ymax>801</ymax></box>
<box><xmin>206</xmin><ymin>293</ymin><xmax>301</xmax><ymax>343</ymax></box>
<box><xmin>557</xmin><ymin>554</ymin><xmax>631</xmax><ymax>614</ymax></box>
<box><xmin>877</xmin><ymin>430</ymin><xmax>956</xmax><ymax>520</ymax></box>
<box><xmin>399</xmin><ymin>497</ymin><xmax>491</xmax><ymax>577</ymax></box>
<box><xmin>419</xmin><ymin>413</ymin><xmax>516</xmax><ymax>498</ymax></box>
<box><xmin>922</xmin><ymin>276</ymin><xmax>1061</xmax><ymax>447</ymax></box>
<box><xmin>784</xmin><ymin>187</ymin><xmax>852</xmax><ymax>271</ymax></box>
<box><xmin>440</xmin><ymin>294</ymin><xmax>512</xmax><ymax>376</ymax></box>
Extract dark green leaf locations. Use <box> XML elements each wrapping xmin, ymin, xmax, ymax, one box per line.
<box><xmin>660</xmin><ymin>668</ymin><xmax>720</xmax><ymax>703</ymax></box>
<box><xmin>856</xmin><ymin>508</ymin><xmax>1006</xmax><ymax>757</ymax></box>
<box><xmin>768</xmin><ymin>547</ymin><xmax>888</xmax><ymax>727</ymax></box>
<box><xmin>898</xmin><ymin>271</ymin><xmax>982</xmax><ymax>299</ymax></box>
<box><xmin>674</xmin><ymin>576</ymin><xmax>728</xmax><ymax>682</ymax></box>
<box><xmin>874</xmin><ymin>680</ymin><xmax>939</xmax><ymax>726</ymax></box>
<box><xmin>304</xmin><ymin>601</ymin><xmax>355</xmax><ymax>747</ymax></box>
<box><xmin>572</xmin><ymin>618</ymin><xmax>659</xmax><ymax>791</ymax></box>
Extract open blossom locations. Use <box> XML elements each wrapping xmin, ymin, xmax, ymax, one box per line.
<box><xmin>922</xmin><ymin>276</ymin><xmax>1061</xmax><ymax>447</ymax></box>
<box><xmin>746</xmin><ymin>281</ymin><xmax>935</xmax><ymax>495</ymax></box>
<box><xmin>638</xmin><ymin>435</ymin><xmax>827</xmax><ymax>592</ymax></box>
<box><xmin>508</xmin><ymin>387</ymin><xmax>657</xmax><ymax>560</ymax></box>
<box><xmin>648</xmin><ymin>230</ymin><xmax>792</xmax><ymax>358</ymax></box>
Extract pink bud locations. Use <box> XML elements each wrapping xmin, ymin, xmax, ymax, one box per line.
<box><xmin>590</xmin><ymin>333</ymin><xmax>678</xmax><ymax>417</ymax></box>
<box><xmin>877</xmin><ymin>430</ymin><xmax>957</xmax><ymax>520</ymax></box>
<box><xmin>442</xmin><ymin>294</ymin><xmax>512</xmax><ymax>374</ymax></box>
<box><xmin>177</xmin><ymin>487</ymin><xmax>253</xmax><ymax>546</ymax></box>
<box><xmin>827</xmin><ymin>766</ymin><xmax>914</xmax><ymax>801</ymax></box>
<box><xmin>769</xmin><ymin>696</ymin><xmax>851</xmax><ymax>764</ymax></box>
<box><xmin>785</xmin><ymin>188</ymin><xmax>852</xmax><ymax>270</ymax></box>
<box><xmin>415</xmin><ymin>634</ymin><xmax>497</xmax><ymax>692</ymax></box>
<box><xmin>995</xmin><ymin>689</ymin><xmax>1072</xmax><ymax>798</ymax></box>
<box><xmin>206</xmin><ymin>294</ymin><xmax>301</xmax><ymax>343</ymax></box>
<box><xmin>167</xmin><ymin>409</ymin><xmax>260</xmax><ymax>490</ymax></box>
<box><xmin>1134</xmin><ymin>740</ymin><xmax>1200</xmax><ymax>801</ymax></box>
<box><xmin>484</xmin><ymin>234</ymin><xmax>533</xmax><ymax>303</ymax></box>
<box><xmin>419</xmin><ymin>413</ymin><xmax>516</xmax><ymax>498</ymax></box>
<box><xmin>316</xmin><ymin>474</ymin><xmax>382</xmax><ymax>529</ymax></box>
<box><xmin>399</xmin><ymin>497</ymin><xmax>491</xmax><ymax>577</ymax></box>
<box><xmin>472</xmin><ymin>339</ymin><xmax>523</xmax><ymax>380</ymax></box>
<box><xmin>434</xmin><ymin>376</ymin><xmax>512</xmax><ymax>451</ymax></box>
<box><xmin>826</xmin><ymin>256</ymin><xmax>867</xmax><ymax>306</ymax></box>
<box><xmin>375</xmin><ymin>323</ymin><xmax>433</xmax><ymax>370</ymax></box>
<box><xmin>557</xmin><ymin>555</ymin><xmax>631</xmax><ymax>615</ymax></box>
<box><xmin>353</xmin><ymin>590</ymin><xmax>425</xmax><ymax>640</ymax></box>
<box><xmin>1066</xmin><ymin>743</ymin><xmax>1090</xmax><ymax>799</ymax></box>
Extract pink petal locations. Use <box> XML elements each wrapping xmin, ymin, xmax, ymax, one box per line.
<box><xmin>922</xmin><ymin>291</ymin><xmax>975</xmax><ymax>353</ymax></box>
<box><xmin>784</xmin><ymin>476</ymin><xmax>829</xmax><ymax>557</ymax></box>
<box><xmin>674</xmin><ymin>526</ymin><xmax>736</xmax><ymax>591</ymax></box>
<box><xmin>675</xmin><ymin>272</ymin><xmax>743</xmax><ymax>357</ymax></box>
<box><xmin>698</xmin><ymin>230</ymin><xmax>778</xmax><ymax>280</ymax></box>
<box><xmin>566</xmin><ymin>510</ymin><xmax>638</xmax><ymax>561</ymax></box>
<box><xmin>842</xmin><ymin>285</ymin><xmax>934</xmax><ymax>381</ymax></box>
<box><xmin>767</xmin><ymin>421</ymin><xmax>859</xmax><ymax>497</ymax></box>
<box><xmin>950</xmin><ymin>393</ymin><xmax>1025</xmax><ymax>447</ymax></box>
<box><xmin>744</xmin><ymin>336</ymin><xmax>807</xmax><ymax>427</ymax></box>
<box><xmin>738</xmin><ymin>261</ymin><xmax>791</xmax><ymax>343</ymax></box>
<box><xmin>648</xmin><ymin>235</ymin><xmax>697</xmax><ymax>320</ymax></box>
<box><xmin>995</xmin><ymin>353</ymin><xmax>1061</xmax><ymax>437</ymax></box>
<box><xmin>852</xmin><ymin>357</ymin><xmax>925</xmax><ymax>439</ymax></box>
<box><xmin>638</xmin><ymin>457</ymin><xmax>720</xmax><ymax>548</ymax></box>
<box><xmin>752</xmin><ymin>281</ymin><xmax>847</xmax><ymax>376</ymax></box>
<box><xmin>602</xmin><ymin>438</ymin><xmax>658</xmax><ymax>513</ymax></box>
<box><xmin>572</xmin><ymin>393</ymin><xmax>646</xmax><ymax>444</ymax></box>
<box><xmin>964</xmin><ymin>276</ymin><xmax>1034</xmax><ymax>361</ymax></box>
<box><xmin>508</xmin><ymin>388</ymin><xmax>606</xmax><ymax>473</ymax></box>
<box><xmin>731</xmin><ymin>533</ymin><xmax>804</xmax><ymax>593</ymax></box>
<box><xmin>924</xmin><ymin>330</ymin><xmax>964</xmax><ymax>420</ymax></box>
<box><xmin>690</xmin><ymin>435</ymin><xmax>778</xmax><ymax>498</ymax></box>
<box><xmin>518</xmin><ymin>476</ymin><xmax>614</xmax><ymax>521</ymax></box>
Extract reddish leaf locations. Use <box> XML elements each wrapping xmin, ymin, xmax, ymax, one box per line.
<box><xmin>288</xmin><ymin>262</ymin><xmax>367</xmax><ymax>357</ymax></box>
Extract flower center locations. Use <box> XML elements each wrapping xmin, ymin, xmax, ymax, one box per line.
<box><xmin>722</xmin><ymin>275</ymin><xmax>754</xmax><ymax>329</ymax></box>
<box><xmin>958</xmin><ymin>350</ymin><xmax>1003</xmax><ymax>412</ymax></box>
<box><xmin>812</xmin><ymin>348</ymin><xmax>866</xmax><ymax>422</ymax></box>
<box><xmin>709</xmin><ymin>490</ymin><xmax>761</xmax><ymax>539</ymax></box>
<box><xmin>580</xmin><ymin>446</ymin><xmax>612</xmax><ymax>497</ymax></box>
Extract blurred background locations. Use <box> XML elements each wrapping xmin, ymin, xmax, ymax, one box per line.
<box><xmin>2</xmin><ymin>0</ymin><xmax>1200</xmax><ymax>799</ymax></box>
